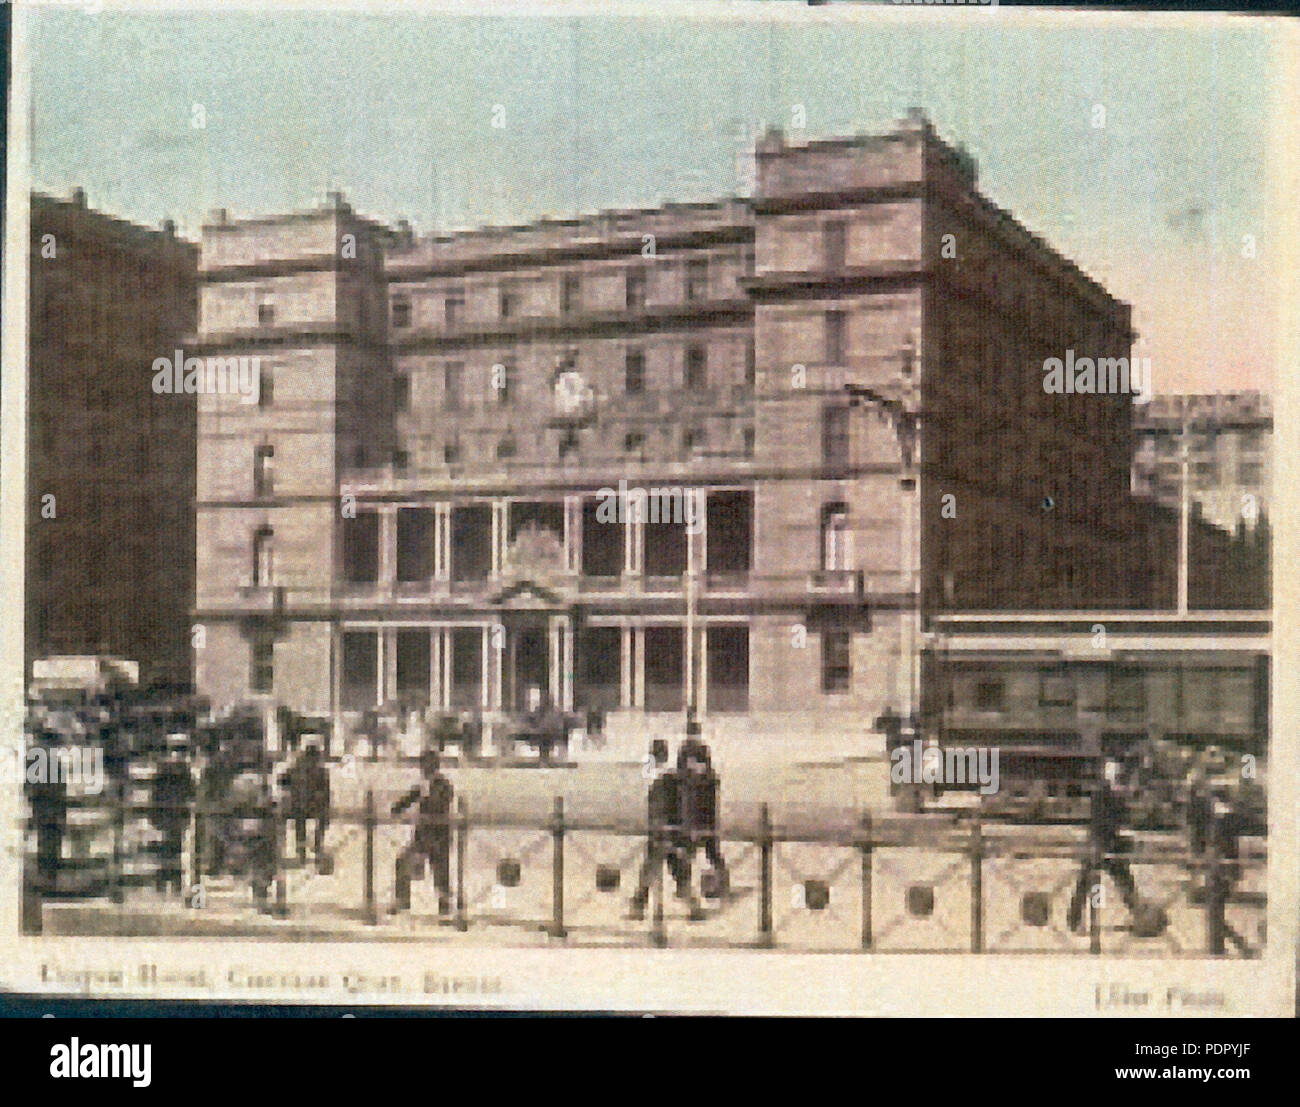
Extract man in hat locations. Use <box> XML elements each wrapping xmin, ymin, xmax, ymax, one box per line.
<box><xmin>151</xmin><ymin>733</ymin><xmax>196</xmax><ymax>896</ymax></box>
<box><xmin>676</xmin><ymin>714</ymin><xmax>728</xmax><ymax>905</ymax></box>
<box><xmin>391</xmin><ymin>749</ymin><xmax>455</xmax><ymax>915</ymax></box>
<box><xmin>279</xmin><ymin>738</ymin><xmax>331</xmax><ymax>866</ymax></box>
<box><xmin>629</xmin><ymin>739</ymin><xmax>690</xmax><ymax>920</ymax></box>
<box><xmin>1068</xmin><ymin>757</ymin><xmax>1141</xmax><ymax>933</ymax></box>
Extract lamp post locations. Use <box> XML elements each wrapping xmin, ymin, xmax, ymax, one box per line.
<box><xmin>845</xmin><ymin>379</ymin><xmax>923</xmax><ymax>741</ymax></box>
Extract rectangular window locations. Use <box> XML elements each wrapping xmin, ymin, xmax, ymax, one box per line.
<box><xmin>443</xmin><ymin>361</ymin><xmax>462</xmax><ymax>411</ymax></box>
<box><xmin>744</xmin><ymin>340</ymin><xmax>756</xmax><ymax>387</ymax></box>
<box><xmin>825</xmin><ymin>310</ymin><xmax>846</xmax><ymax>364</ymax></box>
<box><xmin>252</xmin><ymin>527</ymin><xmax>274</xmax><ymax>587</ymax></box>
<box><xmin>626</xmin><ymin>269</ymin><xmax>646</xmax><ymax>311</ymax></box>
<box><xmin>444</xmin><ymin>290</ymin><xmax>464</xmax><ymax>328</ymax></box>
<box><xmin>685</xmin><ymin>258</ymin><xmax>708</xmax><ymax>302</ymax></box>
<box><xmin>341</xmin><ymin>512</ymin><xmax>380</xmax><ymax>584</ymax></box>
<box><xmin>821</xmin><ymin>504</ymin><xmax>851</xmax><ymax>572</ymax></box>
<box><xmin>1039</xmin><ymin>666</ymin><xmax>1076</xmax><ymax>708</ymax></box>
<box><xmin>253</xmin><ymin>444</ymin><xmax>274</xmax><ymax>498</ymax></box>
<box><xmin>392</xmin><ymin>373</ymin><xmax>410</xmax><ymax>412</ymax></box>
<box><xmin>495</xmin><ymin>359</ymin><xmax>515</xmax><ymax>406</ymax></box>
<box><xmin>625</xmin><ymin>348</ymin><xmax>645</xmax><ymax>394</ymax></box>
<box><xmin>1238</xmin><ymin>461</ymin><xmax>1263</xmax><ymax>485</ymax></box>
<box><xmin>974</xmin><ymin>680</ymin><xmax>1005</xmax><ymax>712</ymax></box>
<box><xmin>821</xmin><ymin>406</ymin><xmax>850</xmax><ymax>471</ymax></box>
<box><xmin>396</xmin><ymin>630</ymin><xmax>431</xmax><ymax>705</ymax></box>
<box><xmin>707</xmin><ymin>626</ymin><xmax>749</xmax><ymax>712</ymax></box>
<box><xmin>258</xmin><ymin>365</ymin><xmax>274</xmax><ymax>409</ymax></box>
<box><xmin>391</xmin><ymin>296</ymin><xmax>411</xmax><ymax>328</ymax></box>
<box><xmin>341</xmin><ymin>631</ymin><xmax>378</xmax><ymax>710</ymax></box>
<box><xmin>499</xmin><ymin>283</ymin><xmax>519</xmax><ymax>321</ymax></box>
<box><xmin>561</xmin><ymin>273</ymin><xmax>581</xmax><ymax>315</ymax></box>
<box><xmin>823</xmin><ymin>220</ymin><xmax>848</xmax><ymax>271</ymax></box>
<box><xmin>685</xmin><ymin>345</ymin><xmax>707</xmax><ymax>391</ymax></box>
<box><xmin>821</xmin><ymin>631</ymin><xmax>851</xmax><ymax>694</ymax></box>
<box><xmin>257</xmin><ymin>302</ymin><xmax>275</xmax><ymax>327</ymax></box>
<box><xmin>250</xmin><ymin>632</ymin><xmax>274</xmax><ymax>694</ymax></box>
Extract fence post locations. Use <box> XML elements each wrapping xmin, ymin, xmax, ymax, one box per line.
<box><xmin>273</xmin><ymin>805</ymin><xmax>288</xmax><ymax>918</ymax></box>
<box><xmin>1207</xmin><ymin>812</ymin><xmax>1225</xmax><ymax>956</ymax></box>
<box><xmin>969</xmin><ymin>819</ymin><xmax>983</xmax><ymax>954</ymax></box>
<box><xmin>110</xmin><ymin>775</ymin><xmax>125</xmax><ymax>906</ymax></box>
<box><xmin>455</xmin><ymin>797</ymin><xmax>468</xmax><ymax>932</ymax></box>
<box><xmin>758</xmin><ymin>803</ymin><xmax>773</xmax><ymax>948</ymax></box>
<box><xmin>363</xmin><ymin>788</ymin><xmax>377</xmax><ymax>925</ymax></box>
<box><xmin>549</xmin><ymin>795</ymin><xmax>567</xmax><ymax>939</ymax></box>
<box><xmin>185</xmin><ymin>790</ymin><xmax>201</xmax><ymax>908</ymax></box>
<box><xmin>652</xmin><ymin>835</ymin><xmax>667</xmax><ymax>948</ymax></box>
<box><xmin>1089</xmin><ymin>844</ymin><xmax>1102</xmax><ymax>955</ymax></box>
<box><xmin>859</xmin><ymin>811</ymin><xmax>873</xmax><ymax>951</ymax></box>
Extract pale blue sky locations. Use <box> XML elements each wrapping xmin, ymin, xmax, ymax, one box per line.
<box><xmin>29</xmin><ymin>7</ymin><xmax>1279</xmax><ymax>392</ymax></box>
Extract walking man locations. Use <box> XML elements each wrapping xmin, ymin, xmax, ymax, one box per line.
<box><xmin>676</xmin><ymin>716</ymin><xmax>729</xmax><ymax>904</ymax></box>
<box><xmin>391</xmin><ymin>750</ymin><xmax>455</xmax><ymax>915</ymax></box>
<box><xmin>280</xmin><ymin>739</ymin><xmax>330</xmax><ymax>866</ymax></box>
<box><xmin>1068</xmin><ymin>758</ymin><xmax>1140</xmax><ymax>933</ymax></box>
<box><xmin>151</xmin><ymin>733</ymin><xmax>196</xmax><ymax>896</ymax></box>
<box><xmin>629</xmin><ymin>739</ymin><xmax>690</xmax><ymax>919</ymax></box>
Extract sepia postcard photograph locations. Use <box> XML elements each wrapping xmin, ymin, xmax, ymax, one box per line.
<box><xmin>1</xmin><ymin>0</ymin><xmax>1295</xmax><ymax>1019</ymax></box>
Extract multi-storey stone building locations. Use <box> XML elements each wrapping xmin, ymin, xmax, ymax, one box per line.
<box><xmin>1131</xmin><ymin>392</ymin><xmax>1272</xmax><ymax>533</ymax></box>
<box><xmin>190</xmin><ymin>115</ymin><xmax>1248</xmax><ymax>744</ymax></box>
<box><xmin>28</xmin><ymin>190</ymin><xmax>198</xmax><ymax>687</ymax></box>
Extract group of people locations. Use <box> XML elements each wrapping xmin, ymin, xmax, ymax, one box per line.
<box><xmin>629</xmin><ymin>717</ymin><xmax>729</xmax><ymax>922</ymax></box>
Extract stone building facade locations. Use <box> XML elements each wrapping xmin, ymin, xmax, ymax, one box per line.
<box><xmin>28</xmin><ymin>190</ymin><xmax>198</xmax><ymax>687</ymax></box>
<box><xmin>190</xmin><ymin>115</ymin><xmax>1244</xmax><ymax>743</ymax></box>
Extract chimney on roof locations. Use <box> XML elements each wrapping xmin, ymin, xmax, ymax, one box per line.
<box><xmin>71</xmin><ymin>187</ymin><xmax>86</xmax><ymax>207</ymax></box>
<box><xmin>161</xmin><ymin>218</ymin><xmax>176</xmax><ymax>236</ymax></box>
<box><xmin>209</xmin><ymin>207</ymin><xmax>228</xmax><ymax>225</ymax></box>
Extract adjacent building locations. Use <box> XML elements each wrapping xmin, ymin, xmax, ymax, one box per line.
<box><xmin>27</xmin><ymin>190</ymin><xmax>198</xmax><ymax>688</ymax></box>
<box><xmin>188</xmin><ymin>115</ymin><xmax>1263</xmax><ymax>744</ymax></box>
<box><xmin>1131</xmin><ymin>391</ymin><xmax>1272</xmax><ymax>534</ymax></box>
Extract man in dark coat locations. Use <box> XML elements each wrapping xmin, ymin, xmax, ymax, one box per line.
<box><xmin>391</xmin><ymin>750</ymin><xmax>455</xmax><ymax>915</ymax></box>
<box><xmin>676</xmin><ymin>717</ymin><xmax>729</xmax><ymax>903</ymax></box>
<box><xmin>629</xmin><ymin>739</ymin><xmax>689</xmax><ymax>919</ymax></box>
<box><xmin>280</xmin><ymin>742</ymin><xmax>330</xmax><ymax>864</ymax></box>
<box><xmin>1068</xmin><ymin>758</ymin><xmax>1140</xmax><ymax>933</ymax></box>
<box><xmin>151</xmin><ymin>735</ymin><xmax>196</xmax><ymax>896</ymax></box>
<box><xmin>26</xmin><ymin>731</ymin><xmax>68</xmax><ymax>893</ymax></box>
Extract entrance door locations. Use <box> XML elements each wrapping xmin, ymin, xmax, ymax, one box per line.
<box><xmin>509</xmin><ymin>625</ymin><xmax>550</xmax><ymax>711</ymax></box>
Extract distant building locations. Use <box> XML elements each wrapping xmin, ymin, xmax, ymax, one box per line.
<box><xmin>27</xmin><ymin>190</ymin><xmax>198</xmax><ymax>687</ymax></box>
<box><xmin>1132</xmin><ymin>392</ymin><xmax>1272</xmax><ymax>534</ymax></box>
